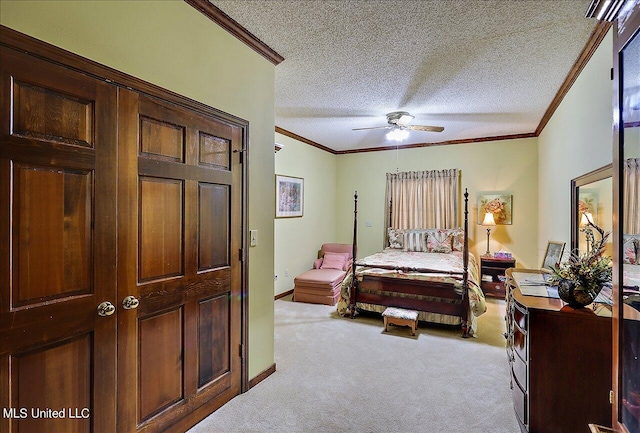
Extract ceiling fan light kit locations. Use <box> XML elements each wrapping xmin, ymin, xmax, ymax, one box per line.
<box><xmin>353</xmin><ymin>110</ymin><xmax>444</xmax><ymax>142</ymax></box>
<box><xmin>388</xmin><ymin>111</ymin><xmax>415</xmax><ymax>126</ymax></box>
<box><xmin>387</xmin><ymin>128</ymin><xmax>410</xmax><ymax>142</ymax></box>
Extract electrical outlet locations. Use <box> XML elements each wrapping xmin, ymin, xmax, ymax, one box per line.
<box><xmin>285</xmin><ymin>269</ymin><xmax>289</xmax><ymax>277</ymax></box>
<box><xmin>365</xmin><ymin>220</ymin><xmax>372</xmax><ymax>227</ymax></box>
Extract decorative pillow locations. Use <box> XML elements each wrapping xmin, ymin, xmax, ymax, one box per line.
<box><xmin>403</xmin><ymin>229</ymin><xmax>428</xmax><ymax>252</ymax></box>
<box><xmin>320</xmin><ymin>252</ymin><xmax>349</xmax><ymax>270</ymax></box>
<box><xmin>388</xmin><ymin>228</ymin><xmax>405</xmax><ymax>249</ymax></box>
<box><xmin>623</xmin><ymin>235</ymin><xmax>640</xmax><ymax>265</ymax></box>
<box><xmin>425</xmin><ymin>229</ymin><xmax>453</xmax><ymax>254</ymax></box>
<box><xmin>443</xmin><ymin>228</ymin><xmax>465</xmax><ymax>252</ymax></box>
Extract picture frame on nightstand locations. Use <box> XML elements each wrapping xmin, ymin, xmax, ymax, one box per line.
<box><xmin>542</xmin><ymin>241</ymin><xmax>565</xmax><ymax>271</ymax></box>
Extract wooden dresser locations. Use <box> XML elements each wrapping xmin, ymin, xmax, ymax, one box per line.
<box><xmin>505</xmin><ymin>269</ymin><xmax>613</xmax><ymax>433</ymax></box>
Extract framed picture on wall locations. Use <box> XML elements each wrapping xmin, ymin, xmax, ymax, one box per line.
<box><xmin>276</xmin><ymin>175</ymin><xmax>304</xmax><ymax>218</ymax></box>
<box><xmin>477</xmin><ymin>193</ymin><xmax>513</xmax><ymax>225</ymax></box>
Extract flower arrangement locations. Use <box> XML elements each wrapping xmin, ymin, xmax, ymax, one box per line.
<box><xmin>548</xmin><ymin>218</ymin><xmax>612</xmax><ymax>304</ymax></box>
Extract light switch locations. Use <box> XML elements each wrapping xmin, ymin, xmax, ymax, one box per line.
<box><xmin>250</xmin><ymin>229</ymin><xmax>258</xmax><ymax>246</ymax></box>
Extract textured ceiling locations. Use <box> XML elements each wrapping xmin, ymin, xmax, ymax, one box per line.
<box><xmin>210</xmin><ymin>0</ymin><xmax>599</xmax><ymax>152</ymax></box>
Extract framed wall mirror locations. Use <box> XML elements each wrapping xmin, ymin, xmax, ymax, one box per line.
<box><xmin>613</xmin><ymin>4</ymin><xmax>640</xmax><ymax>433</ymax></box>
<box><xmin>570</xmin><ymin>164</ymin><xmax>613</xmax><ymax>255</ymax></box>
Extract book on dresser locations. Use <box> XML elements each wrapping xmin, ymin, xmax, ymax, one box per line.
<box><xmin>505</xmin><ymin>268</ymin><xmax>613</xmax><ymax>433</ymax></box>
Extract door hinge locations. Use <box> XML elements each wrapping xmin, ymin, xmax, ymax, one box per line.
<box><xmin>609</xmin><ymin>390</ymin><xmax>614</xmax><ymax>404</ymax></box>
<box><xmin>239</xmin><ymin>343</ymin><xmax>245</xmax><ymax>359</ymax></box>
<box><xmin>233</xmin><ymin>147</ymin><xmax>247</xmax><ymax>164</ymax></box>
<box><xmin>239</xmin><ymin>248</ymin><xmax>244</xmax><ymax>261</ymax></box>
<box><xmin>611</xmin><ymin>67</ymin><xmax>614</xmax><ymax>80</ymax></box>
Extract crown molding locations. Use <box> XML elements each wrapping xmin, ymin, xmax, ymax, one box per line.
<box><xmin>275</xmin><ymin>125</ymin><xmax>536</xmax><ymax>154</ymax></box>
<box><xmin>185</xmin><ymin>0</ymin><xmax>284</xmax><ymax>65</ymax></box>
<box><xmin>336</xmin><ymin>133</ymin><xmax>537</xmax><ymax>154</ymax></box>
<box><xmin>535</xmin><ymin>20</ymin><xmax>612</xmax><ymax>136</ymax></box>
<box><xmin>275</xmin><ymin>127</ymin><xmax>338</xmax><ymax>154</ymax></box>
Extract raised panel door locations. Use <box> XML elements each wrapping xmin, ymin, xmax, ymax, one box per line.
<box><xmin>0</xmin><ymin>46</ymin><xmax>117</xmax><ymax>433</ymax></box>
<box><xmin>117</xmin><ymin>91</ymin><xmax>243</xmax><ymax>433</ymax></box>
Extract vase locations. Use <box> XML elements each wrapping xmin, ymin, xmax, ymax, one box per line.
<box><xmin>556</xmin><ymin>279</ymin><xmax>596</xmax><ymax>308</ymax></box>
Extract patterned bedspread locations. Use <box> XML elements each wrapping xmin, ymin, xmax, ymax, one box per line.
<box><xmin>355</xmin><ymin>249</ymin><xmax>480</xmax><ymax>290</ymax></box>
<box><xmin>625</xmin><ymin>263</ymin><xmax>640</xmax><ymax>288</ymax></box>
<box><xmin>623</xmin><ymin>264</ymin><xmax>640</xmax><ymax>314</ymax></box>
<box><xmin>337</xmin><ymin>249</ymin><xmax>486</xmax><ymax>336</ymax></box>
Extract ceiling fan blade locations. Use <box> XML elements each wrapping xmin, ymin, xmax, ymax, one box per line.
<box><xmin>352</xmin><ymin>126</ymin><xmax>392</xmax><ymax>131</ymax></box>
<box><xmin>407</xmin><ymin>125</ymin><xmax>444</xmax><ymax>132</ymax></box>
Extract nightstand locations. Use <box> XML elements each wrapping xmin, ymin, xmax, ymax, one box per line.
<box><xmin>480</xmin><ymin>256</ymin><xmax>516</xmax><ymax>298</ymax></box>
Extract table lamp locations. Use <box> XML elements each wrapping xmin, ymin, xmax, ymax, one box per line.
<box><xmin>580</xmin><ymin>212</ymin><xmax>594</xmax><ymax>227</ymax></box>
<box><xmin>482</xmin><ymin>212</ymin><xmax>496</xmax><ymax>257</ymax></box>
<box><xmin>580</xmin><ymin>212</ymin><xmax>595</xmax><ymax>253</ymax></box>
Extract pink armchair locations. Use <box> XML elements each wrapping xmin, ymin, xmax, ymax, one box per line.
<box><xmin>293</xmin><ymin>243</ymin><xmax>353</xmax><ymax>306</ymax></box>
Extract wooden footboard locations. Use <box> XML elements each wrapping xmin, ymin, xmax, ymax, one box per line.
<box><xmin>356</xmin><ymin>275</ymin><xmax>469</xmax><ymax>337</ymax></box>
<box><xmin>359</xmin><ymin>275</ymin><xmax>468</xmax><ymax>320</ymax></box>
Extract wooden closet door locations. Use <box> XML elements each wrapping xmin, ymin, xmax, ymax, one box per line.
<box><xmin>0</xmin><ymin>47</ymin><xmax>118</xmax><ymax>432</ymax></box>
<box><xmin>117</xmin><ymin>90</ymin><xmax>244</xmax><ymax>433</ymax></box>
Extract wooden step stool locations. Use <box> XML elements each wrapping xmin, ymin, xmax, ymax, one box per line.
<box><xmin>382</xmin><ymin>307</ymin><xmax>419</xmax><ymax>336</ymax></box>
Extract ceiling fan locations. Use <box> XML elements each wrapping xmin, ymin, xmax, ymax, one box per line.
<box><xmin>352</xmin><ymin>111</ymin><xmax>444</xmax><ymax>141</ymax></box>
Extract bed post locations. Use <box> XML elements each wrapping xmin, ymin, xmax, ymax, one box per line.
<box><xmin>461</xmin><ymin>188</ymin><xmax>470</xmax><ymax>337</ymax></box>
<box><xmin>350</xmin><ymin>191</ymin><xmax>358</xmax><ymax>319</ymax></box>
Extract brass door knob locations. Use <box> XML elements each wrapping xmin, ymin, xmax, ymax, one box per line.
<box><xmin>97</xmin><ymin>301</ymin><xmax>116</xmax><ymax>317</ymax></box>
<box><xmin>122</xmin><ymin>295</ymin><xmax>140</xmax><ymax>310</ymax></box>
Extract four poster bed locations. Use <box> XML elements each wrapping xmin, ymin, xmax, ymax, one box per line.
<box><xmin>338</xmin><ymin>188</ymin><xmax>485</xmax><ymax>337</ymax></box>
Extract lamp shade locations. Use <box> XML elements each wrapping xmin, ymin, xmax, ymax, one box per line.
<box><xmin>580</xmin><ymin>212</ymin><xmax>594</xmax><ymax>227</ymax></box>
<box><xmin>481</xmin><ymin>212</ymin><xmax>496</xmax><ymax>226</ymax></box>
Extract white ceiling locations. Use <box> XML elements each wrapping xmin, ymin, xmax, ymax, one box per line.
<box><xmin>210</xmin><ymin>0</ymin><xmax>599</xmax><ymax>152</ymax></box>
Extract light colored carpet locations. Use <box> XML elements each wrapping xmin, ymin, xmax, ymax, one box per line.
<box><xmin>188</xmin><ymin>297</ymin><xmax>520</xmax><ymax>433</ymax></box>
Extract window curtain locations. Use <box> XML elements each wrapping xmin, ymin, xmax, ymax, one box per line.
<box><xmin>384</xmin><ymin>169</ymin><xmax>460</xmax><ymax>234</ymax></box>
<box><xmin>624</xmin><ymin>158</ymin><xmax>640</xmax><ymax>234</ymax></box>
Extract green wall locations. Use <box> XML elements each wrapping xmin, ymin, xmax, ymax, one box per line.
<box><xmin>0</xmin><ymin>0</ymin><xmax>276</xmax><ymax>379</ymax></box>
<box><xmin>335</xmin><ymin>139</ymin><xmax>539</xmax><ymax>268</ymax></box>
<box><xmin>274</xmin><ymin>134</ymin><xmax>338</xmax><ymax>296</ymax></box>
<box><xmin>538</xmin><ymin>29</ymin><xmax>614</xmax><ymax>263</ymax></box>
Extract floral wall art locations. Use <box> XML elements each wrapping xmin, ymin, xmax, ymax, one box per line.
<box><xmin>478</xmin><ymin>194</ymin><xmax>513</xmax><ymax>225</ymax></box>
<box><xmin>276</xmin><ymin>175</ymin><xmax>304</xmax><ymax>218</ymax></box>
